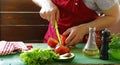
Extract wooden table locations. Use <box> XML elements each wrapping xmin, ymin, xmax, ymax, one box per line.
<box><xmin>0</xmin><ymin>43</ymin><xmax>120</xmax><ymax>65</ymax></box>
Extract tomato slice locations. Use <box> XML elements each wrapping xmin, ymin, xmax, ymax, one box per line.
<box><xmin>55</xmin><ymin>45</ymin><xmax>70</xmax><ymax>55</ymax></box>
<box><xmin>27</xmin><ymin>45</ymin><xmax>33</xmax><ymax>50</ymax></box>
<box><xmin>60</xmin><ymin>35</ymin><xmax>67</xmax><ymax>46</ymax></box>
<box><xmin>47</xmin><ymin>37</ymin><xmax>58</xmax><ymax>48</ymax></box>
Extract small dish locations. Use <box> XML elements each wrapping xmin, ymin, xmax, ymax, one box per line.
<box><xmin>55</xmin><ymin>53</ymin><xmax>75</xmax><ymax>62</ymax></box>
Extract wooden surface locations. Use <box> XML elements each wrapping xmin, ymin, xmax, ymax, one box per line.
<box><xmin>0</xmin><ymin>0</ymin><xmax>40</xmax><ymax>11</ymax></box>
<box><xmin>0</xmin><ymin>0</ymin><xmax>48</xmax><ymax>42</ymax></box>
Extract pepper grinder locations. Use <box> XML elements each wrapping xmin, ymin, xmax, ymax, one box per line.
<box><xmin>100</xmin><ymin>28</ymin><xmax>110</xmax><ymax>60</ymax></box>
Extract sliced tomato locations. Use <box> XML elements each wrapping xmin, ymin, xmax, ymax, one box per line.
<box><xmin>27</xmin><ymin>45</ymin><xmax>33</xmax><ymax>50</ymax></box>
<box><xmin>60</xmin><ymin>35</ymin><xmax>67</xmax><ymax>46</ymax></box>
<box><xmin>47</xmin><ymin>37</ymin><xmax>58</xmax><ymax>48</ymax></box>
<box><xmin>55</xmin><ymin>45</ymin><xmax>70</xmax><ymax>55</ymax></box>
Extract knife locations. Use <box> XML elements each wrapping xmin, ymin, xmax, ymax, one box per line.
<box><xmin>55</xmin><ymin>20</ymin><xmax>62</xmax><ymax>45</ymax></box>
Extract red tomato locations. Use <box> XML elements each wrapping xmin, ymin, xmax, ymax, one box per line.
<box><xmin>55</xmin><ymin>45</ymin><xmax>70</xmax><ymax>55</ymax></box>
<box><xmin>60</xmin><ymin>35</ymin><xmax>67</xmax><ymax>46</ymax></box>
<box><xmin>47</xmin><ymin>37</ymin><xmax>58</xmax><ymax>48</ymax></box>
<box><xmin>27</xmin><ymin>45</ymin><xmax>33</xmax><ymax>50</ymax></box>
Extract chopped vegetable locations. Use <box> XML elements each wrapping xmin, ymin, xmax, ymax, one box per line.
<box><xmin>60</xmin><ymin>35</ymin><xmax>67</xmax><ymax>46</ymax></box>
<box><xmin>26</xmin><ymin>45</ymin><xmax>33</xmax><ymax>50</ymax></box>
<box><xmin>109</xmin><ymin>33</ymin><xmax>120</xmax><ymax>49</ymax></box>
<box><xmin>108</xmin><ymin>49</ymin><xmax>120</xmax><ymax>60</ymax></box>
<box><xmin>47</xmin><ymin>37</ymin><xmax>58</xmax><ymax>48</ymax></box>
<box><xmin>109</xmin><ymin>33</ymin><xmax>120</xmax><ymax>60</ymax></box>
<box><xmin>20</xmin><ymin>48</ymin><xmax>59</xmax><ymax>65</ymax></box>
<box><xmin>55</xmin><ymin>45</ymin><xmax>70</xmax><ymax>55</ymax></box>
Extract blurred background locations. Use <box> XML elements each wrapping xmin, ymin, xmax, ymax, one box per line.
<box><xmin>0</xmin><ymin>0</ymin><xmax>120</xmax><ymax>43</ymax></box>
<box><xmin>0</xmin><ymin>0</ymin><xmax>48</xmax><ymax>43</ymax></box>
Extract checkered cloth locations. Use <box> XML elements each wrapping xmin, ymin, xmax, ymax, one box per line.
<box><xmin>0</xmin><ymin>41</ymin><xmax>27</xmax><ymax>56</ymax></box>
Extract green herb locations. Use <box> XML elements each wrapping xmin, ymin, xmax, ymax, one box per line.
<box><xmin>20</xmin><ymin>48</ymin><xmax>59</xmax><ymax>65</ymax></box>
<box><xmin>109</xmin><ymin>33</ymin><xmax>120</xmax><ymax>49</ymax></box>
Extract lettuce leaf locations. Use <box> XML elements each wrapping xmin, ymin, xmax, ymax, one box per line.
<box><xmin>20</xmin><ymin>48</ymin><xmax>59</xmax><ymax>65</ymax></box>
<box><xmin>109</xmin><ymin>33</ymin><xmax>120</xmax><ymax>49</ymax></box>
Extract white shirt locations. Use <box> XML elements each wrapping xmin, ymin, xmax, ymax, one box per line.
<box><xmin>83</xmin><ymin>0</ymin><xmax>118</xmax><ymax>12</ymax></box>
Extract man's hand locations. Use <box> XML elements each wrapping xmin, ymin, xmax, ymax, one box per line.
<box><xmin>40</xmin><ymin>2</ymin><xmax>59</xmax><ymax>26</ymax></box>
<box><xmin>32</xmin><ymin>0</ymin><xmax>60</xmax><ymax>26</ymax></box>
<box><xmin>63</xmin><ymin>25</ymin><xmax>88</xmax><ymax>46</ymax></box>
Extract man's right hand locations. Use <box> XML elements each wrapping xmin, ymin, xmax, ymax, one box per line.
<box><xmin>40</xmin><ymin>3</ymin><xmax>59</xmax><ymax>26</ymax></box>
<box><xmin>32</xmin><ymin>0</ymin><xmax>60</xmax><ymax>26</ymax></box>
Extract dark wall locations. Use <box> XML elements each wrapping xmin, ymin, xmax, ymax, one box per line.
<box><xmin>0</xmin><ymin>0</ymin><xmax>48</xmax><ymax>43</ymax></box>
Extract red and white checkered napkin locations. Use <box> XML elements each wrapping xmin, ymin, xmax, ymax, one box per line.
<box><xmin>0</xmin><ymin>41</ymin><xmax>28</xmax><ymax>56</ymax></box>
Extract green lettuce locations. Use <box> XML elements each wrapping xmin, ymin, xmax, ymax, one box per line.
<box><xmin>109</xmin><ymin>33</ymin><xmax>120</xmax><ymax>60</ymax></box>
<box><xmin>109</xmin><ymin>33</ymin><xmax>120</xmax><ymax>49</ymax></box>
<box><xmin>20</xmin><ymin>48</ymin><xmax>59</xmax><ymax>65</ymax></box>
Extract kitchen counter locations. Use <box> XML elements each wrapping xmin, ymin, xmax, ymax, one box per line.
<box><xmin>0</xmin><ymin>43</ymin><xmax>120</xmax><ymax>65</ymax></box>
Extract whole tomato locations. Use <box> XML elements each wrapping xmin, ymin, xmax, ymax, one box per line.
<box><xmin>55</xmin><ymin>45</ymin><xmax>70</xmax><ymax>55</ymax></box>
<box><xmin>47</xmin><ymin>37</ymin><xmax>58</xmax><ymax>48</ymax></box>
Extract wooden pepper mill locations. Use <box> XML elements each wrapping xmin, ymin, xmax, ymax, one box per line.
<box><xmin>100</xmin><ymin>28</ymin><xmax>110</xmax><ymax>60</ymax></box>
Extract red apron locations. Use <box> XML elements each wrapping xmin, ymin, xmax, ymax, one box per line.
<box><xmin>44</xmin><ymin>0</ymin><xmax>99</xmax><ymax>43</ymax></box>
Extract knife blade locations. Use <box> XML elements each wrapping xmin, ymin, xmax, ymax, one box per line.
<box><xmin>55</xmin><ymin>20</ymin><xmax>62</xmax><ymax>45</ymax></box>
